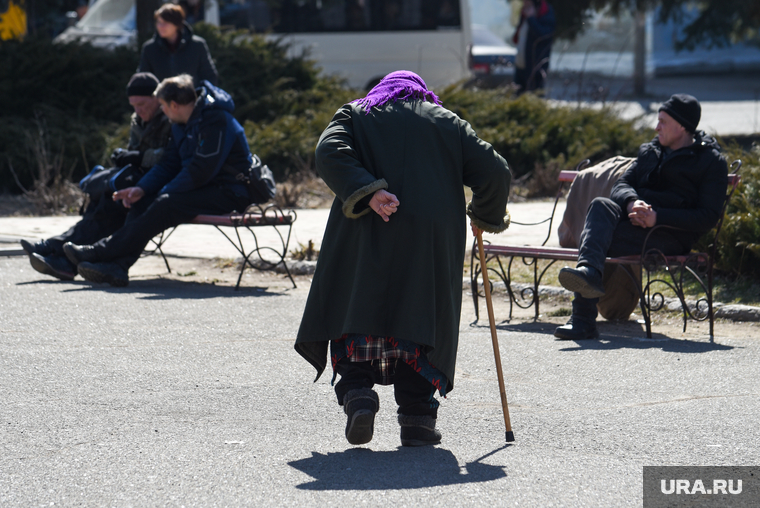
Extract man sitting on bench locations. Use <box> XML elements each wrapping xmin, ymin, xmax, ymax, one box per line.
<box><xmin>62</xmin><ymin>74</ymin><xmax>253</xmax><ymax>287</ymax></box>
<box><xmin>21</xmin><ymin>72</ymin><xmax>171</xmax><ymax>281</ymax></box>
<box><xmin>555</xmin><ymin>94</ymin><xmax>728</xmax><ymax>340</ymax></box>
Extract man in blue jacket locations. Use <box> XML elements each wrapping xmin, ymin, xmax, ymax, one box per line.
<box><xmin>62</xmin><ymin>74</ymin><xmax>253</xmax><ymax>287</ymax></box>
<box><xmin>555</xmin><ymin>94</ymin><xmax>729</xmax><ymax>340</ymax></box>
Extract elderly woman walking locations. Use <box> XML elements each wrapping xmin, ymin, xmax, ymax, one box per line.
<box><xmin>295</xmin><ymin>71</ymin><xmax>512</xmax><ymax>447</ymax></box>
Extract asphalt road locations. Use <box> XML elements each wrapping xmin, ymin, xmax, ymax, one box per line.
<box><xmin>2</xmin><ymin>255</ymin><xmax>759</xmax><ymax>507</ymax></box>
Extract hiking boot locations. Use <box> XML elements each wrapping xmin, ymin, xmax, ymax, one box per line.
<box><xmin>63</xmin><ymin>242</ymin><xmax>99</xmax><ymax>266</ymax></box>
<box><xmin>398</xmin><ymin>414</ymin><xmax>442</xmax><ymax>447</ymax></box>
<box><xmin>20</xmin><ymin>239</ymin><xmax>53</xmax><ymax>257</ymax></box>
<box><xmin>77</xmin><ymin>261</ymin><xmax>129</xmax><ymax>287</ymax></box>
<box><xmin>558</xmin><ymin>265</ymin><xmax>605</xmax><ymax>299</ymax></box>
<box><xmin>554</xmin><ymin>316</ymin><xmax>600</xmax><ymax>340</ymax></box>
<box><xmin>343</xmin><ymin>388</ymin><xmax>379</xmax><ymax>445</ymax></box>
<box><xmin>29</xmin><ymin>253</ymin><xmax>76</xmax><ymax>281</ymax></box>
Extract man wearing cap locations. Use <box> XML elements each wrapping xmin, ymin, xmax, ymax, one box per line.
<box><xmin>554</xmin><ymin>94</ymin><xmax>729</xmax><ymax>340</ymax></box>
<box><xmin>21</xmin><ymin>72</ymin><xmax>172</xmax><ymax>281</ymax></box>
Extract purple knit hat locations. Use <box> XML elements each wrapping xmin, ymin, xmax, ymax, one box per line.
<box><xmin>352</xmin><ymin>70</ymin><xmax>441</xmax><ymax>114</ymax></box>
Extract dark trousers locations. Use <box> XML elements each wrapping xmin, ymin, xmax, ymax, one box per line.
<box><xmin>334</xmin><ymin>360</ymin><xmax>439</xmax><ymax>418</ymax></box>
<box><xmin>47</xmin><ymin>197</ymin><xmax>129</xmax><ymax>257</ymax></box>
<box><xmin>573</xmin><ymin>197</ymin><xmax>688</xmax><ymax>321</ymax></box>
<box><xmin>92</xmin><ymin>185</ymin><xmax>249</xmax><ymax>271</ymax></box>
<box><xmin>515</xmin><ymin>65</ymin><xmax>546</xmax><ymax>92</ymax></box>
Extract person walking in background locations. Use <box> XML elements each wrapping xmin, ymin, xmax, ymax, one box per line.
<box><xmin>512</xmin><ymin>0</ymin><xmax>555</xmax><ymax>93</ymax></box>
<box><xmin>138</xmin><ymin>3</ymin><xmax>218</xmax><ymax>86</ymax></box>
<box><xmin>294</xmin><ymin>71</ymin><xmax>512</xmax><ymax>447</ymax></box>
<box><xmin>21</xmin><ymin>72</ymin><xmax>171</xmax><ymax>281</ymax></box>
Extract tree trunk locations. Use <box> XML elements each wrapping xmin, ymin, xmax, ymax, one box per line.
<box><xmin>633</xmin><ymin>7</ymin><xmax>647</xmax><ymax>96</ymax></box>
<box><xmin>136</xmin><ymin>0</ymin><xmax>160</xmax><ymax>49</ymax></box>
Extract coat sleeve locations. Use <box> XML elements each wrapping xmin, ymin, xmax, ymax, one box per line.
<box><xmin>137</xmin><ymin>139</ymin><xmax>181</xmax><ymax>195</ymax></box>
<box><xmin>460</xmin><ymin>120</ymin><xmax>512</xmax><ymax>233</ymax></box>
<box><xmin>315</xmin><ymin>105</ymin><xmax>389</xmax><ymax>219</ymax></box>
<box><xmin>137</xmin><ymin>42</ymin><xmax>152</xmax><ymax>74</ymax></box>
<box><xmin>196</xmin><ymin>38</ymin><xmax>219</xmax><ymax>86</ymax></box>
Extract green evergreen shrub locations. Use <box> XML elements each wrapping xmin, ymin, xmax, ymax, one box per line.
<box><xmin>438</xmin><ymin>86</ymin><xmax>650</xmax><ymax>185</ymax></box>
<box><xmin>711</xmin><ymin>142</ymin><xmax>760</xmax><ymax>277</ymax></box>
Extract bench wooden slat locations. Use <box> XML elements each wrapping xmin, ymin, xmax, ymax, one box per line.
<box><xmin>191</xmin><ymin>214</ymin><xmax>294</xmax><ymax>227</ymax></box>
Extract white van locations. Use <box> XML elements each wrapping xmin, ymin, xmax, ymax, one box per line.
<box><xmin>55</xmin><ymin>0</ymin><xmax>471</xmax><ymax>90</ymax></box>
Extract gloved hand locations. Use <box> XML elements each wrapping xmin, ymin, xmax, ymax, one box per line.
<box><xmin>110</xmin><ymin>148</ymin><xmax>142</xmax><ymax>168</ymax></box>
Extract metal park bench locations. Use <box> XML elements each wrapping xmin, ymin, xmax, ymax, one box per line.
<box><xmin>145</xmin><ymin>203</ymin><xmax>297</xmax><ymax>290</ymax></box>
<box><xmin>471</xmin><ymin>159</ymin><xmax>742</xmax><ymax>339</ymax></box>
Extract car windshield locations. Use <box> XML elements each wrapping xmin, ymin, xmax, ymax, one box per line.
<box><xmin>77</xmin><ymin>0</ymin><xmax>135</xmax><ymax>30</ymax></box>
<box><xmin>471</xmin><ymin>24</ymin><xmax>509</xmax><ymax>47</ymax></box>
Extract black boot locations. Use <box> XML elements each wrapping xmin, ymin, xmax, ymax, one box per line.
<box><xmin>398</xmin><ymin>414</ymin><xmax>442</xmax><ymax>447</ymax></box>
<box><xmin>554</xmin><ymin>316</ymin><xmax>599</xmax><ymax>340</ymax></box>
<box><xmin>343</xmin><ymin>388</ymin><xmax>379</xmax><ymax>445</ymax></box>
<box><xmin>20</xmin><ymin>239</ymin><xmax>54</xmax><ymax>257</ymax></box>
<box><xmin>29</xmin><ymin>253</ymin><xmax>76</xmax><ymax>281</ymax></box>
<box><xmin>63</xmin><ymin>242</ymin><xmax>100</xmax><ymax>266</ymax></box>
<box><xmin>77</xmin><ymin>261</ymin><xmax>129</xmax><ymax>287</ymax></box>
<box><xmin>558</xmin><ymin>265</ymin><xmax>605</xmax><ymax>299</ymax></box>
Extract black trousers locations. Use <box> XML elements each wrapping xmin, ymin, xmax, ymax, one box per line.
<box><xmin>47</xmin><ymin>196</ymin><xmax>129</xmax><ymax>257</ymax></box>
<box><xmin>334</xmin><ymin>359</ymin><xmax>439</xmax><ymax>418</ymax></box>
<box><xmin>92</xmin><ymin>185</ymin><xmax>249</xmax><ymax>271</ymax></box>
<box><xmin>573</xmin><ymin>197</ymin><xmax>688</xmax><ymax>321</ymax></box>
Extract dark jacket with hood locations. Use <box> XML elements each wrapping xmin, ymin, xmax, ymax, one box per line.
<box><xmin>610</xmin><ymin>131</ymin><xmax>728</xmax><ymax>250</ymax></box>
<box><xmin>138</xmin><ymin>23</ymin><xmax>218</xmax><ymax>86</ymax></box>
<box><xmin>136</xmin><ymin>82</ymin><xmax>250</xmax><ymax>198</ymax></box>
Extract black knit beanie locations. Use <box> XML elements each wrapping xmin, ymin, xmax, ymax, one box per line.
<box><xmin>126</xmin><ymin>72</ymin><xmax>160</xmax><ymax>98</ymax></box>
<box><xmin>659</xmin><ymin>94</ymin><xmax>701</xmax><ymax>133</ymax></box>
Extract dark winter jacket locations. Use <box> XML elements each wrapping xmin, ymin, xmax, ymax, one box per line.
<box><xmin>138</xmin><ymin>23</ymin><xmax>218</xmax><ymax>86</ymax></box>
<box><xmin>136</xmin><ymin>82</ymin><xmax>251</xmax><ymax>198</ymax></box>
<box><xmin>127</xmin><ymin>110</ymin><xmax>172</xmax><ymax>170</ymax></box>
<box><xmin>295</xmin><ymin>100</ymin><xmax>512</xmax><ymax>394</ymax></box>
<box><xmin>513</xmin><ymin>0</ymin><xmax>555</xmax><ymax>73</ymax></box>
<box><xmin>610</xmin><ymin>131</ymin><xmax>728</xmax><ymax>249</ymax></box>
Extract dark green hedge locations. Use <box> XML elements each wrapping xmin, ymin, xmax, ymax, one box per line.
<box><xmin>3</xmin><ymin>27</ymin><xmax>759</xmax><ymax>278</ymax></box>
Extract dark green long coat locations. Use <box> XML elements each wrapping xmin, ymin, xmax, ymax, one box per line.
<box><xmin>295</xmin><ymin>100</ymin><xmax>511</xmax><ymax>393</ymax></box>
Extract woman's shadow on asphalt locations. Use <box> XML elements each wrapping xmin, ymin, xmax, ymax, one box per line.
<box><xmin>288</xmin><ymin>445</ymin><xmax>509</xmax><ymax>490</ymax></box>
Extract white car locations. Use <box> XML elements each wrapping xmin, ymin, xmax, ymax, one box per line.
<box><xmin>468</xmin><ymin>24</ymin><xmax>516</xmax><ymax>88</ymax></box>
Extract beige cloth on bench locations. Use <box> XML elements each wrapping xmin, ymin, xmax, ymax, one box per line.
<box><xmin>558</xmin><ymin>155</ymin><xmax>640</xmax><ymax>321</ymax></box>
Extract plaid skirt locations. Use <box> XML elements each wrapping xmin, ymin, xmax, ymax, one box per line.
<box><xmin>330</xmin><ymin>333</ymin><xmax>447</xmax><ymax>397</ymax></box>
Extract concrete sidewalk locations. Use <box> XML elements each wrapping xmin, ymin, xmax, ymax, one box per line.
<box><xmin>0</xmin><ymin>200</ymin><xmax>567</xmax><ymax>260</ymax></box>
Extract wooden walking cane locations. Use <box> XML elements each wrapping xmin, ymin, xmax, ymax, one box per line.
<box><xmin>476</xmin><ymin>231</ymin><xmax>515</xmax><ymax>442</ymax></box>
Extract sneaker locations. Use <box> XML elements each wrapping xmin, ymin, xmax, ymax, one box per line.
<box><xmin>29</xmin><ymin>253</ymin><xmax>76</xmax><ymax>281</ymax></box>
<box><xmin>20</xmin><ymin>239</ymin><xmax>53</xmax><ymax>257</ymax></box>
<box><xmin>553</xmin><ymin>316</ymin><xmax>600</xmax><ymax>340</ymax></box>
<box><xmin>398</xmin><ymin>414</ymin><xmax>442</xmax><ymax>447</ymax></box>
<box><xmin>558</xmin><ymin>266</ymin><xmax>605</xmax><ymax>299</ymax></box>
<box><xmin>63</xmin><ymin>242</ymin><xmax>99</xmax><ymax>266</ymax></box>
<box><xmin>77</xmin><ymin>261</ymin><xmax>129</xmax><ymax>287</ymax></box>
<box><xmin>343</xmin><ymin>388</ymin><xmax>379</xmax><ymax>445</ymax></box>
